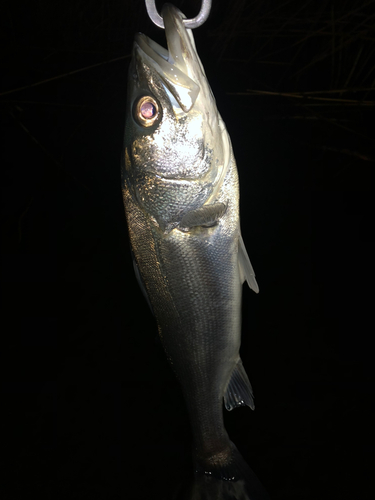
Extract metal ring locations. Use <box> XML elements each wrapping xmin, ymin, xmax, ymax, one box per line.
<box><xmin>145</xmin><ymin>0</ymin><xmax>212</xmax><ymax>29</ymax></box>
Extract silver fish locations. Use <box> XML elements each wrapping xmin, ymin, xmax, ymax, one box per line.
<box><xmin>122</xmin><ymin>3</ymin><xmax>266</xmax><ymax>492</ymax></box>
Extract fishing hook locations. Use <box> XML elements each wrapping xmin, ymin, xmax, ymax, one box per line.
<box><xmin>145</xmin><ymin>0</ymin><xmax>212</xmax><ymax>29</ymax></box>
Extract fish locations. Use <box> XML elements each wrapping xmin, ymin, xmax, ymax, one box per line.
<box><xmin>122</xmin><ymin>3</ymin><xmax>268</xmax><ymax>497</ymax></box>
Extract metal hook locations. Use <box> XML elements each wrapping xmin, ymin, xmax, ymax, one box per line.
<box><xmin>145</xmin><ymin>0</ymin><xmax>212</xmax><ymax>29</ymax></box>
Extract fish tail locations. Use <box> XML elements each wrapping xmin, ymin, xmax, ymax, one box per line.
<box><xmin>189</xmin><ymin>442</ymin><xmax>270</xmax><ymax>500</ymax></box>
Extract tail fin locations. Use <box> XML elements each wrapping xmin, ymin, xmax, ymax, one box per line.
<box><xmin>187</xmin><ymin>442</ymin><xmax>270</xmax><ymax>500</ymax></box>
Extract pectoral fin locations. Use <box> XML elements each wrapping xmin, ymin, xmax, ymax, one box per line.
<box><xmin>179</xmin><ymin>203</ymin><xmax>227</xmax><ymax>230</ymax></box>
<box><xmin>238</xmin><ymin>233</ymin><xmax>259</xmax><ymax>293</ymax></box>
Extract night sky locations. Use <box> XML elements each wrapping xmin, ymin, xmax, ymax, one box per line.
<box><xmin>2</xmin><ymin>1</ymin><xmax>373</xmax><ymax>499</ymax></box>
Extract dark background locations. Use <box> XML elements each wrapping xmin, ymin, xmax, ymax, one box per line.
<box><xmin>2</xmin><ymin>1</ymin><xmax>373</xmax><ymax>499</ymax></box>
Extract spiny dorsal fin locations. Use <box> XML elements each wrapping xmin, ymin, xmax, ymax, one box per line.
<box><xmin>131</xmin><ymin>246</ymin><xmax>154</xmax><ymax>315</ymax></box>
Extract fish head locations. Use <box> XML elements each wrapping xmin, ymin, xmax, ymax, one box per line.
<box><xmin>123</xmin><ymin>3</ymin><xmax>231</xmax><ymax>233</ymax></box>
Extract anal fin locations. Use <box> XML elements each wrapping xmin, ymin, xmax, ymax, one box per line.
<box><xmin>224</xmin><ymin>359</ymin><xmax>255</xmax><ymax>411</ymax></box>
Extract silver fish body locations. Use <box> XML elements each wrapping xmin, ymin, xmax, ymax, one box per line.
<box><xmin>122</xmin><ymin>3</ymin><xmax>261</xmax><ymax>480</ymax></box>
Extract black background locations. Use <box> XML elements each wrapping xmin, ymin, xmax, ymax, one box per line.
<box><xmin>2</xmin><ymin>1</ymin><xmax>373</xmax><ymax>499</ymax></box>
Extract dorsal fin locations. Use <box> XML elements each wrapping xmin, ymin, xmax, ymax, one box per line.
<box><xmin>131</xmin><ymin>246</ymin><xmax>154</xmax><ymax>315</ymax></box>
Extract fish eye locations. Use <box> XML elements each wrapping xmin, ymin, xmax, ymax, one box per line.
<box><xmin>134</xmin><ymin>96</ymin><xmax>160</xmax><ymax>127</ymax></box>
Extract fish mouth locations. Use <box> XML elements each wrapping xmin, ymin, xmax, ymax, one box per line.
<box><xmin>134</xmin><ymin>4</ymin><xmax>200</xmax><ymax>112</ymax></box>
